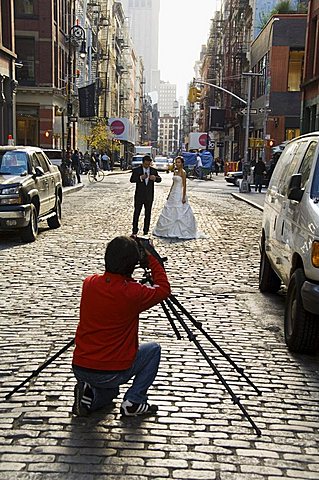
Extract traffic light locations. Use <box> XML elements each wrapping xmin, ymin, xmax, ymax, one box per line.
<box><xmin>269</xmin><ymin>139</ymin><xmax>274</xmax><ymax>148</ymax></box>
<box><xmin>188</xmin><ymin>86</ymin><xmax>202</xmax><ymax>104</ymax></box>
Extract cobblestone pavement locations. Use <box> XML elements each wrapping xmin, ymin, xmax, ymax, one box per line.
<box><xmin>0</xmin><ymin>173</ymin><xmax>318</xmax><ymax>480</ymax></box>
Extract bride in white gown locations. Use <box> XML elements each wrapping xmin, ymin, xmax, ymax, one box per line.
<box><xmin>153</xmin><ymin>156</ymin><xmax>200</xmax><ymax>239</ymax></box>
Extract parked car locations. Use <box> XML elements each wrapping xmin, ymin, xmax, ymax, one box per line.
<box><xmin>131</xmin><ymin>155</ymin><xmax>144</xmax><ymax>169</ymax></box>
<box><xmin>42</xmin><ymin>149</ymin><xmax>63</xmax><ymax>168</ymax></box>
<box><xmin>225</xmin><ymin>167</ymin><xmax>269</xmax><ymax>187</ymax></box>
<box><xmin>259</xmin><ymin>132</ymin><xmax>319</xmax><ymax>353</ymax></box>
<box><xmin>225</xmin><ymin>170</ymin><xmax>243</xmax><ymax>186</ymax></box>
<box><xmin>0</xmin><ymin>146</ymin><xmax>63</xmax><ymax>242</ymax></box>
<box><xmin>153</xmin><ymin>156</ymin><xmax>170</xmax><ymax>172</ymax></box>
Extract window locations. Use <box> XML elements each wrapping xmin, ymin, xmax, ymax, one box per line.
<box><xmin>298</xmin><ymin>141</ymin><xmax>318</xmax><ymax>189</ymax></box>
<box><xmin>15</xmin><ymin>0</ymin><xmax>35</xmax><ymax>16</ymax></box>
<box><xmin>15</xmin><ymin>37</ymin><xmax>36</xmax><ymax>85</ymax></box>
<box><xmin>286</xmin><ymin>128</ymin><xmax>300</xmax><ymax>141</ymax></box>
<box><xmin>1</xmin><ymin>0</ymin><xmax>12</xmax><ymax>50</ymax></box>
<box><xmin>287</xmin><ymin>50</ymin><xmax>304</xmax><ymax>91</ymax></box>
<box><xmin>36</xmin><ymin>152</ymin><xmax>50</xmax><ymax>172</ymax></box>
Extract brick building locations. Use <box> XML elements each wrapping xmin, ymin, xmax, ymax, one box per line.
<box><xmin>0</xmin><ymin>0</ymin><xmax>16</xmax><ymax>145</ymax></box>
<box><xmin>301</xmin><ymin>0</ymin><xmax>319</xmax><ymax>132</ymax></box>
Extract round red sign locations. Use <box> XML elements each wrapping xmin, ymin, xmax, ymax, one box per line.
<box><xmin>110</xmin><ymin>120</ymin><xmax>125</xmax><ymax>135</ymax></box>
<box><xmin>199</xmin><ymin>134</ymin><xmax>207</xmax><ymax>146</ymax></box>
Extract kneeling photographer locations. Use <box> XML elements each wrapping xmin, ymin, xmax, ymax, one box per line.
<box><xmin>72</xmin><ymin>235</ymin><xmax>171</xmax><ymax>417</ymax></box>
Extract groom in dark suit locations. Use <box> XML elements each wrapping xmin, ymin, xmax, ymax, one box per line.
<box><xmin>130</xmin><ymin>155</ymin><xmax>162</xmax><ymax>236</ymax></box>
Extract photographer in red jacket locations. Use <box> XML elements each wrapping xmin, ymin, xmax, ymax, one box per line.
<box><xmin>72</xmin><ymin>236</ymin><xmax>170</xmax><ymax>417</ymax></box>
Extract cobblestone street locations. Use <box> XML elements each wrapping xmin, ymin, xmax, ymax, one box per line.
<box><xmin>0</xmin><ymin>173</ymin><xmax>318</xmax><ymax>480</ymax></box>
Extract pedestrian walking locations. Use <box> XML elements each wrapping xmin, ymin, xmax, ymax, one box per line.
<box><xmin>254</xmin><ymin>158</ymin><xmax>267</xmax><ymax>193</ymax></box>
<box><xmin>130</xmin><ymin>155</ymin><xmax>162</xmax><ymax>236</ymax></box>
<box><xmin>72</xmin><ymin>235</ymin><xmax>171</xmax><ymax>417</ymax></box>
<box><xmin>71</xmin><ymin>149</ymin><xmax>81</xmax><ymax>184</ymax></box>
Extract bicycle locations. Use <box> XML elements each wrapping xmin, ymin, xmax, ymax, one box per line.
<box><xmin>87</xmin><ymin>167</ymin><xmax>105</xmax><ymax>183</ymax></box>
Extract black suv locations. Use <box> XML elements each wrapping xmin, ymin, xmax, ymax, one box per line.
<box><xmin>0</xmin><ymin>146</ymin><xmax>63</xmax><ymax>242</ymax></box>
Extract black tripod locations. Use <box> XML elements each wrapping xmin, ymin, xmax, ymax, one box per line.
<box><xmin>141</xmin><ymin>267</ymin><xmax>262</xmax><ymax>437</ymax></box>
<box><xmin>5</xmin><ymin>245</ymin><xmax>262</xmax><ymax>436</ymax></box>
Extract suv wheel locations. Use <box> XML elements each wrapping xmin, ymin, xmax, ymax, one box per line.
<box><xmin>21</xmin><ymin>203</ymin><xmax>38</xmax><ymax>242</ymax></box>
<box><xmin>285</xmin><ymin>268</ymin><xmax>319</xmax><ymax>353</ymax></box>
<box><xmin>259</xmin><ymin>244</ymin><xmax>281</xmax><ymax>293</ymax></box>
<box><xmin>47</xmin><ymin>196</ymin><xmax>62</xmax><ymax>229</ymax></box>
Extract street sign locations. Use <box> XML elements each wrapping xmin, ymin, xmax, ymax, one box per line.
<box><xmin>208</xmin><ymin>141</ymin><xmax>215</xmax><ymax>149</ymax></box>
<box><xmin>69</xmin><ymin>116</ymin><xmax>78</xmax><ymax>122</ymax></box>
<box><xmin>259</xmin><ymin>107</ymin><xmax>272</xmax><ymax>113</ymax></box>
<box><xmin>241</xmin><ymin>108</ymin><xmax>257</xmax><ymax>115</ymax></box>
<box><xmin>216</xmin><ymin>142</ymin><xmax>224</xmax><ymax>147</ymax></box>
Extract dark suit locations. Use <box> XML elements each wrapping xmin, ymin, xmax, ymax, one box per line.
<box><xmin>130</xmin><ymin>165</ymin><xmax>162</xmax><ymax>235</ymax></box>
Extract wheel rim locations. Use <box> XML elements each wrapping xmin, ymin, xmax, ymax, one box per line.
<box><xmin>88</xmin><ymin>171</ymin><xmax>94</xmax><ymax>183</ymax></box>
<box><xmin>31</xmin><ymin>208</ymin><xmax>38</xmax><ymax>236</ymax></box>
<box><xmin>57</xmin><ymin>199</ymin><xmax>61</xmax><ymax>221</ymax></box>
<box><xmin>97</xmin><ymin>171</ymin><xmax>104</xmax><ymax>182</ymax></box>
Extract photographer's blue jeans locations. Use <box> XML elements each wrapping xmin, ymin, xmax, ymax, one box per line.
<box><xmin>72</xmin><ymin>342</ymin><xmax>161</xmax><ymax>411</ymax></box>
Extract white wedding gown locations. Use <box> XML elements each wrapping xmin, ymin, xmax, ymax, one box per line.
<box><xmin>153</xmin><ymin>175</ymin><xmax>199</xmax><ymax>239</ymax></box>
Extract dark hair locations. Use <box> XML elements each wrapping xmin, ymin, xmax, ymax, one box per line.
<box><xmin>143</xmin><ymin>155</ymin><xmax>152</xmax><ymax>163</ymax></box>
<box><xmin>105</xmin><ymin>236</ymin><xmax>140</xmax><ymax>276</ymax></box>
<box><xmin>175</xmin><ymin>156</ymin><xmax>184</xmax><ymax>165</ymax></box>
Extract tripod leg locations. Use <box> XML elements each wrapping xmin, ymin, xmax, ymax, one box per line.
<box><xmin>169</xmin><ymin>295</ymin><xmax>262</xmax><ymax>396</ymax></box>
<box><xmin>5</xmin><ymin>338</ymin><xmax>75</xmax><ymax>400</ymax></box>
<box><xmin>165</xmin><ymin>299</ymin><xmax>261</xmax><ymax>436</ymax></box>
<box><xmin>161</xmin><ymin>301</ymin><xmax>182</xmax><ymax>340</ymax></box>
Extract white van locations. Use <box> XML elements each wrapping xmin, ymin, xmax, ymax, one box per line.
<box><xmin>259</xmin><ymin>132</ymin><xmax>319</xmax><ymax>353</ymax></box>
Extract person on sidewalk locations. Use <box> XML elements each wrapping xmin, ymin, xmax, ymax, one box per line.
<box><xmin>195</xmin><ymin>152</ymin><xmax>203</xmax><ymax>179</ymax></box>
<box><xmin>72</xmin><ymin>235</ymin><xmax>171</xmax><ymax>417</ymax></box>
<box><xmin>254</xmin><ymin>158</ymin><xmax>267</xmax><ymax>193</ymax></box>
<box><xmin>71</xmin><ymin>149</ymin><xmax>81</xmax><ymax>184</ymax></box>
<box><xmin>130</xmin><ymin>155</ymin><xmax>162</xmax><ymax>236</ymax></box>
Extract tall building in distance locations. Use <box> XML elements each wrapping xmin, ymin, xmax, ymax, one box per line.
<box><xmin>121</xmin><ymin>0</ymin><xmax>160</xmax><ymax>93</ymax></box>
<box><xmin>158</xmin><ymin>81</ymin><xmax>177</xmax><ymax>116</ymax></box>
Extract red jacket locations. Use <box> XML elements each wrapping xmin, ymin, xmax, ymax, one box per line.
<box><xmin>73</xmin><ymin>256</ymin><xmax>170</xmax><ymax>370</ymax></box>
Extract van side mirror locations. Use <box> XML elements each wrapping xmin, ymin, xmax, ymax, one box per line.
<box><xmin>287</xmin><ymin>173</ymin><xmax>304</xmax><ymax>202</ymax></box>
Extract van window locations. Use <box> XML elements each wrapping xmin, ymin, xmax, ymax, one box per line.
<box><xmin>276</xmin><ymin>141</ymin><xmax>308</xmax><ymax>196</ymax></box>
<box><xmin>298</xmin><ymin>141</ymin><xmax>318</xmax><ymax>189</ymax></box>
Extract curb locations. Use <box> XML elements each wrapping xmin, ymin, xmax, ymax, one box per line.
<box><xmin>62</xmin><ymin>183</ymin><xmax>84</xmax><ymax>196</ymax></box>
<box><xmin>231</xmin><ymin>192</ymin><xmax>264</xmax><ymax>212</ymax></box>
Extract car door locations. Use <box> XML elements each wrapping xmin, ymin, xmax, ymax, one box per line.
<box><xmin>30</xmin><ymin>153</ymin><xmax>49</xmax><ymax>216</ymax></box>
<box><xmin>35</xmin><ymin>152</ymin><xmax>56</xmax><ymax>212</ymax></box>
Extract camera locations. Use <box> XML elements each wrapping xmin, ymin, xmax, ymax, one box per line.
<box><xmin>134</xmin><ymin>237</ymin><xmax>166</xmax><ymax>268</ymax></box>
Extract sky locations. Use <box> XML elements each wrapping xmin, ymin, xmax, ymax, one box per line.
<box><xmin>158</xmin><ymin>0</ymin><xmax>219</xmax><ymax>101</ymax></box>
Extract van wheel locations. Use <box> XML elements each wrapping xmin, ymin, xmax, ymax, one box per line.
<box><xmin>21</xmin><ymin>204</ymin><xmax>38</xmax><ymax>242</ymax></box>
<box><xmin>259</xmin><ymin>245</ymin><xmax>281</xmax><ymax>293</ymax></box>
<box><xmin>47</xmin><ymin>196</ymin><xmax>62</xmax><ymax>229</ymax></box>
<box><xmin>285</xmin><ymin>268</ymin><xmax>319</xmax><ymax>353</ymax></box>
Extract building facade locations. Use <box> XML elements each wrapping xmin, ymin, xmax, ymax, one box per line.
<box><xmin>121</xmin><ymin>0</ymin><xmax>160</xmax><ymax>93</ymax></box>
<box><xmin>250</xmin><ymin>14</ymin><xmax>307</xmax><ymax>160</ymax></box>
<box><xmin>301</xmin><ymin>0</ymin><xmax>319</xmax><ymax>133</ymax></box>
<box><xmin>0</xmin><ymin>0</ymin><xmax>16</xmax><ymax>145</ymax></box>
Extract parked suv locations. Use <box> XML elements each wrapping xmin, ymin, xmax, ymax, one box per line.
<box><xmin>0</xmin><ymin>146</ymin><xmax>63</xmax><ymax>242</ymax></box>
<box><xmin>259</xmin><ymin>133</ymin><xmax>319</xmax><ymax>353</ymax></box>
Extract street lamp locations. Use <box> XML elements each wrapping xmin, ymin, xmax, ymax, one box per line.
<box><xmin>66</xmin><ymin>24</ymin><xmax>86</xmax><ymax>154</ymax></box>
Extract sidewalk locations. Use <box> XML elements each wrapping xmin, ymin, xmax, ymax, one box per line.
<box><xmin>62</xmin><ymin>168</ymin><xmax>128</xmax><ymax>196</ymax></box>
